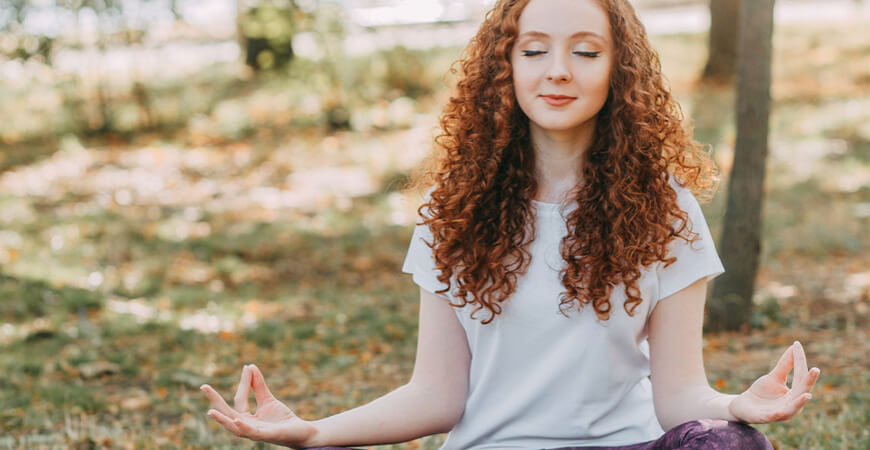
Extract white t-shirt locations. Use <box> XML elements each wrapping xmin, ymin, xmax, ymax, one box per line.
<box><xmin>401</xmin><ymin>181</ymin><xmax>725</xmax><ymax>449</ymax></box>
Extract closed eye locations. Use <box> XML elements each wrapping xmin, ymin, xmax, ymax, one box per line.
<box><xmin>521</xmin><ymin>50</ymin><xmax>601</xmax><ymax>58</ymax></box>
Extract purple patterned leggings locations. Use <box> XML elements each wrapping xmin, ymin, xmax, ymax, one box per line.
<box><xmin>304</xmin><ymin>419</ymin><xmax>773</xmax><ymax>450</ymax></box>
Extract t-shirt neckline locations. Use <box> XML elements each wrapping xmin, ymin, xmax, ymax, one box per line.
<box><xmin>531</xmin><ymin>199</ymin><xmax>560</xmax><ymax>206</ymax></box>
<box><xmin>532</xmin><ymin>199</ymin><xmax>578</xmax><ymax>217</ymax></box>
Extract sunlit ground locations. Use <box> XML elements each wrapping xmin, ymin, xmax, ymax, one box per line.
<box><xmin>0</xmin><ymin>19</ymin><xmax>869</xmax><ymax>449</ymax></box>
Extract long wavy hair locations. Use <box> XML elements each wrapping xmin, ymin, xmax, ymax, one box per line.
<box><xmin>405</xmin><ymin>0</ymin><xmax>719</xmax><ymax>324</ymax></box>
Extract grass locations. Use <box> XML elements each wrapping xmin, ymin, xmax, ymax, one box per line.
<box><xmin>1</xmin><ymin>18</ymin><xmax>869</xmax><ymax>450</ymax></box>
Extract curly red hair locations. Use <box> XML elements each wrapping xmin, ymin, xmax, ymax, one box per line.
<box><xmin>406</xmin><ymin>0</ymin><xmax>718</xmax><ymax>324</ymax></box>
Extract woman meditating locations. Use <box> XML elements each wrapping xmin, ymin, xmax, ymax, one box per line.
<box><xmin>199</xmin><ymin>0</ymin><xmax>821</xmax><ymax>448</ymax></box>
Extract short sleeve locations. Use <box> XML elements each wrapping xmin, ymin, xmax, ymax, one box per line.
<box><xmin>401</xmin><ymin>194</ymin><xmax>451</xmax><ymax>297</ymax></box>
<box><xmin>652</xmin><ymin>186</ymin><xmax>725</xmax><ymax>309</ymax></box>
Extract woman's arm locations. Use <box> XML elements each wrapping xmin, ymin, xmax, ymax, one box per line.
<box><xmin>202</xmin><ymin>287</ymin><xmax>471</xmax><ymax>448</ymax></box>
<box><xmin>648</xmin><ymin>278</ymin><xmax>731</xmax><ymax>431</ymax></box>
<box><xmin>648</xmin><ymin>278</ymin><xmax>819</xmax><ymax>431</ymax></box>
<box><xmin>305</xmin><ymin>287</ymin><xmax>471</xmax><ymax>447</ymax></box>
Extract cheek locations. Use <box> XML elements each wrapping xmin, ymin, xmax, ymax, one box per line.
<box><xmin>512</xmin><ymin>78</ymin><xmax>537</xmax><ymax>116</ymax></box>
<box><xmin>511</xmin><ymin>58</ymin><xmax>540</xmax><ymax>88</ymax></box>
<box><xmin>512</xmin><ymin>68</ymin><xmax>535</xmax><ymax>92</ymax></box>
<box><xmin>579</xmin><ymin>67</ymin><xmax>612</xmax><ymax>98</ymax></box>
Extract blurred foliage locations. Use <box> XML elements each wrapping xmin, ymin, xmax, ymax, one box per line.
<box><xmin>0</xmin><ymin>33</ymin><xmax>54</xmax><ymax>62</ymax></box>
<box><xmin>238</xmin><ymin>0</ymin><xmax>307</xmax><ymax>71</ymax></box>
<box><xmin>0</xmin><ymin>0</ymin><xmax>453</xmax><ymax>140</ymax></box>
<box><xmin>0</xmin><ymin>0</ymin><xmax>162</xmax><ymax>62</ymax></box>
<box><xmin>0</xmin><ymin>42</ymin><xmax>455</xmax><ymax>146</ymax></box>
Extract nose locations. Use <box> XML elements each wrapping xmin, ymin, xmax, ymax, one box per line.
<box><xmin>546</xmin><ymin>52</ymin><xmax>572</xmax><ymax>82</ymax></box>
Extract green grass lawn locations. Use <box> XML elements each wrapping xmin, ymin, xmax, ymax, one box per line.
<box><xmin>1</xmin><ymin>20</ymin><xmax>869</xmax><ymax>449</ymax></box>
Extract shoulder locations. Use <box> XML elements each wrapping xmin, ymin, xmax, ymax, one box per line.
<box><xmin>666</xmin><ymin>174</ymin><xmax>692</xmax><ymax>199</ymax></box>
<box><xmin>410</xmin><ymin>185</ymin><xmax>438</xmax><ymax>220</ymax></box>
<box><xmin>665</xmin><ymin>174</ymin><xmax>701</xmax><ymax>217</ymax></box>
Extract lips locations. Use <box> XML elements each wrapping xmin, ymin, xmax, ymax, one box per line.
<box><xmin>541</xmin><ymin>95</ymin><xmax>576</xmax><ymax>106</ymax></box>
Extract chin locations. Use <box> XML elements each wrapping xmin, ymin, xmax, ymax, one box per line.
<box><xmin>532</xmin><ymin>120</ymin><xmax>587</xmax><ymax>132</ymax></box>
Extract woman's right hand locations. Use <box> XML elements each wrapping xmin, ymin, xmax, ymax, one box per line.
<box><xmin>200</xmin><ymin>364</ymin><xmax>318</xmax><ymax>448</ymax></box>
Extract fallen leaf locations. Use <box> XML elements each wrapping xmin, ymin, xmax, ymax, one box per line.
<box><xmin>78</xmin><ymin>361</ymin><xmax>120</xmax><ymax>379</ymax></box>
<box><xmin>121</xmin><ymin>393</ymin><xmax>151</xmax><ymax>411</ymax></box>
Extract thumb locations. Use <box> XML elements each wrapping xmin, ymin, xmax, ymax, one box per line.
<box><xmin>249</xmin><ymin>364</ymin><xmax>278</xmax><ymax>405</ymax></box>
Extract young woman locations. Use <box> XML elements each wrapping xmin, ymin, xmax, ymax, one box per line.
<box><xmin>200</xmin><ymin>0</ymin><xmax>821</xmax><ymax>448</ymax></box>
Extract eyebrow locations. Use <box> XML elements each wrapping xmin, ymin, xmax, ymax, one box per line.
<box><xmin>518</xmin><ymin>31</ymin><xmax>606</xmax><ymax>42</ymax></box>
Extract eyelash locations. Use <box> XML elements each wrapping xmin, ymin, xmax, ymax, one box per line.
<box><xmin>521</xmin><ymin>50</ymin><xmax>601</xmax><ymax>58</ymax></box>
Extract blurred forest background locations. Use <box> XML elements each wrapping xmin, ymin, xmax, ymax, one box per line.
<box><xmin>1</xmin><ymin>0</ymin><xmax>869</xmax><ymax>448</ymax></box>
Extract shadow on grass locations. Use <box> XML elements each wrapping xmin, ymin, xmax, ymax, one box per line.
<box><xmin>0</xmin><ymin>136</ymin><xmax>62</xmax><ymax>174</ymax></box>
<box><xmin>0</xmin><ymin>272</ymin><xmax>102</xmax><ymax>321</ymax></box>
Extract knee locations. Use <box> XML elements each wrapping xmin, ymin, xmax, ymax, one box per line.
<box><xmin>677</xmin><ymin>419</ymin><xmax>773</xmax><ymax>450</ymax></box>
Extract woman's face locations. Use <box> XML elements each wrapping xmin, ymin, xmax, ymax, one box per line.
<box><xmin>510</xmin><ymin>0</ymin><xmax>614</xmax><ymax>134</ymax></box>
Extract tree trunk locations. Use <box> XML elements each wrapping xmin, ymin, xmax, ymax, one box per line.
<box><xmin>708</xmin><ymin>0</ymin><xmax>775</xmax><ymax>332</ymax></box>
<box><xmin>701</xmin><ymin>0</ymin><xmax>741</xmax><ymax>83</ymax></box>
<box><xmin>236</xmin><ymin>1</ymin><xmax>296</xmax><ymax>72</ymax></box>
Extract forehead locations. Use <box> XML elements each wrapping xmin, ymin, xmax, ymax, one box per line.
<box><xmin>517</xmin><ymin>0</ymin><xmax>611</xmax><ymax>43</ymax></box>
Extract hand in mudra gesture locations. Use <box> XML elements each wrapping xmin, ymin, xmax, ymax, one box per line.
<box><xmin>200</xmin><ymin>364</ymin><xmax>317</xmax><ymax>448</ymax></box>
<box><xmin>729</xmin><ymin>341</ymin><xmax>821</xmax><ymax>424</ymax></box>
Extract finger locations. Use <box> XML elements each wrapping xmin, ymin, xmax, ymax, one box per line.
<box><xmin>763</xmin><ymin>392</ymin><xmax>811</xmax><ymax>424</ymax></box>
<box><xmin>791</xmin><ymin>392</ymin><xmax>813</xmax><ymax>415</ymax></box>
<box><xmin>233</xmin><ymin>416</ymin><xmax>264</xmax><ymax>439</ymax></box>
<box><xmin>200</xmin><ymin>384</ymin><xmax>241</xmax><ymax>420</ymax></box>
<box><xmin>234</xmin><ymin>365</ymin><xmax>253</xmax><ymax>414</ymax></box>
<box><xmin>792</xmin><ymin>341</ymin><xmax>809</xmax><ymax>387</ymax></box>
<box><xmin>804</xmin><ymin>367</ymin><xmax>821</xmax><ymax>392</ymax></box>
<box><xmin>249</xmin><ymin>364</ymin><xmax>277</xmax><ymax>405</ymax></box>
<box><xmin>769</xmin><ymin>343</ymin><xmax>794</xmax><ymax>383</ymax></box>
<box><xmin>784</xmin><ymin>368</ymin><xmax>820</xmax><ymax>404</ymax></box>
<box><xmin>207</xmin><ymin>408</ymin><xmax>244</xmax><ymax>436</ymax></box>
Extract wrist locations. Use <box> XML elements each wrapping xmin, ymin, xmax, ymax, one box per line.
<box><xmin>726</xmin><ymin>391</ymin><xmax>748</xmax><ymax>423</ymax></box>
<box><xmin>691</xmin><ymin>385</ymin><xmax>739</xmax><ymax>423</ymax></box>
<box><xmin>716</xmin><ymin>391</ymin><xmax>740</xmax><ymax>422</ymax></box>
<box><xmin>300</xmin><ymin>419</ymin><xmax>325</xmax><ymax>448</ymax></box>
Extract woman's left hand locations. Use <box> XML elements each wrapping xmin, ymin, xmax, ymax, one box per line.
<box><xmin>728</xmin><ymin>340</ymin><xmax>821</xmax><ymax>424</ymax></box>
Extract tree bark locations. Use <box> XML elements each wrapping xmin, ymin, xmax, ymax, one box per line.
<box><xmin>701</xmin><ymin>0</ymin><xmax>741</xmax><ymax>83</ymax></box>
<box><xmin>708</xmin><ymin>0</ymin><xmax>775</xmax><ymax>332</ymax></box>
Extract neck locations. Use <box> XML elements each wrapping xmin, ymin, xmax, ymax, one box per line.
<box><xmin>530</xmin><ymin>120</ymin><xmax>595</xmax><ymax>203</ymax></box>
